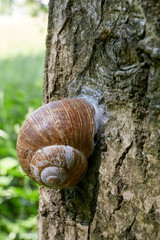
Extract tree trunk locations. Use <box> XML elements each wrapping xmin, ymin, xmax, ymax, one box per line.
<box><xmin>37</xmin><ymin>0</ymin><xmax>160</xmax><ymax>239</ymax></box>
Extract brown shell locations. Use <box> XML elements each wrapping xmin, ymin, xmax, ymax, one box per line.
<box><xmin>17</xmin><ymin>98</ymin><xmax>95</xmax><ymax>188</ymax></box>
<box><xmin>30</xmin><ymin>145</ymin><xmax>88</xmax><ymax>189</ymax></box>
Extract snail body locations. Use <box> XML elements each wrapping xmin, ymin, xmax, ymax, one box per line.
<box><xmin>17</xmin><ymin>97</ymin><xmax>101</xmax><ymax>189</ymax></box>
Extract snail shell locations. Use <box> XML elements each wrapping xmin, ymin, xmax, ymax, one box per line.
<box><xmin>17</xmin><ymin>98</ymin><xmax>101</xmax><ymax>189</ymax></box>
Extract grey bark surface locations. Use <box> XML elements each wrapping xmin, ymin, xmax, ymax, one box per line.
<box><xmin>37</xmin><ymin>0</ymin><xmax>160</xmax><ymax>239</ymax></box>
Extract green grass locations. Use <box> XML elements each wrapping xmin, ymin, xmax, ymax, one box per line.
<box><xmin>0</xmin><ymin>15</ymin><xmax>47</xmax><ymax>240</ymax></box>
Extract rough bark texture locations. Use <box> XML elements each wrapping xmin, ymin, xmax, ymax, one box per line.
<box><xmin>37</xmin><ymin>0</ymin><xmax>160</xmax><ymax>239</ymax></box>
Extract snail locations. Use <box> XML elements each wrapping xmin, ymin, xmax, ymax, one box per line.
<box><xmin>17</xmin><ymin>97</ymin><xmax>102</xmax><ymax>189</ymax></box>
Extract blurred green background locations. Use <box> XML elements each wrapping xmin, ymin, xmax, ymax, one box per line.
<box><xmin>0</xmin><ymin>0</ymin><xmax>48</xmax><ymax>239</ymax></box>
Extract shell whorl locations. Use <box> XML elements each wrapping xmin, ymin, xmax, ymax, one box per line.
<box><xmin>30</xmin><ymin>145</ymin><xmax>87</xmax><ymax>189</ymax></box>
<box><xmin>17</xmin><ymin>98</ymin><xmax>99</xmax><ymax>189</ymax></box>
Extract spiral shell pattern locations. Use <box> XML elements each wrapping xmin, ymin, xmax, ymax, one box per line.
<box><xmin>17</xmin><ymin>98</ymin><xmax>96</xmax><ymax>189</ymax></box>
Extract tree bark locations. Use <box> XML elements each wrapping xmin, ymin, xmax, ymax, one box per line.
<box><xmin>37</xmin><ymin>0</ymin><xmax>160</xmax><ymax>239</ymax></box>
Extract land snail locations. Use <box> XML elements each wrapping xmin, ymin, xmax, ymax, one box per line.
<box><xmin>17</xmin><ymin>97</ymin><xmax>102</xmax><ymax>189</ymax></box>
